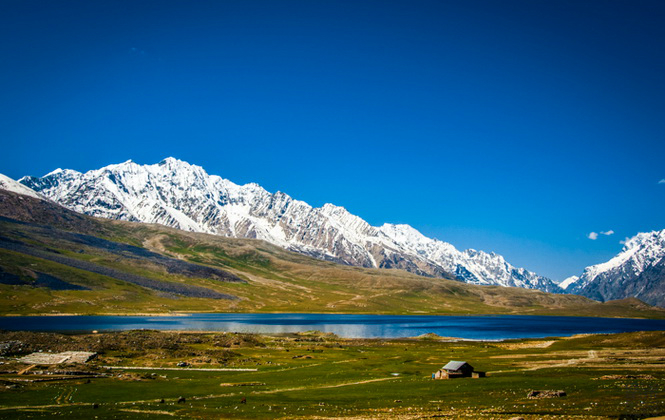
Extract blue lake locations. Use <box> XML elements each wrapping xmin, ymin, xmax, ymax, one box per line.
<box><xmin>2</xmin><ymin>313</ymin><xmax>665</xmax><ymax>340</ymax></box>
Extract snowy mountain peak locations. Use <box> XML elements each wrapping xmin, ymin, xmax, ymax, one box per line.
<box><xmin>0</xmin><ymin>173</ymin><xmax>43</xmax><ymax>200</ymax></box>
<box><xmin>622</xmin><ymin>230</ymin><xmax>665</xmax><ymax>253</ymax></box>
<box><xmin>45</xmin><ymin>168</ymin><xmax>64</xmax><ymax>176</ymax></box>
<box><xmin>379</xmin><ymin>223</ymin><xmax>432</xmax><ymax>247</ymax></box>
<box><xmin>156</xmin><ymin>157</ymin><xmax>201</xmax><ymax>173</ymax></box>
<box><xmin>559</xmin><ymin>275</ymin><xmax>579</xmax><ymax>290</ymax></box>
<box><xmin>159</xmin><ymin>157</ymin><xmax>179</xmax><ymax>165</ymax></box>
<box><xmin>19</xmin><ymin>158</ymin><xmax>562</xmax><ymax>293</ymax></box>
<box><xmin>581</xmin><ymin>229</ymin><xmax>665</xmax><ymax>283</ymax></box>
<box><xmin>101</xmin><ymin>159</ymin><xmax>140</xmax><ymax>173</ymax></box>
<box><xmin>42</xmin><ymin>168</ymin><xmax>81</xmax><ymax>178</ymax></box>
<box><xmin>566</xmin><ymin>229</ymin><xmax>665</xmax><ymax>306</ymax></box>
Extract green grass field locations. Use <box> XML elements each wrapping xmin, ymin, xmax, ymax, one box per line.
<box><xmin>0</xmin><ymin>330</ymin><xmax>664</xmax><ymax>419</ymax></box>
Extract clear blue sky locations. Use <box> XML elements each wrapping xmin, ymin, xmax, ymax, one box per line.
<box><xmin>1</xmin><ymin>0</ymin><xmax>664</xmax><ymax>281</ymax></box>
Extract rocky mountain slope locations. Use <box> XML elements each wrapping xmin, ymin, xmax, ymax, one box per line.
<box><xmin>562</xmin><ymin>230</ymin><xmax>665</xmax><ymax>307</ymax></box>
<box><xmin>18</xmin><ymin>158</ymin><xmax>562</xmax><ymax>292</ymax></box>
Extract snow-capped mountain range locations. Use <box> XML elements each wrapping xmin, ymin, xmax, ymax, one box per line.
<box><xmin>561</xmin><ymin>229</ymin><xmax>665</xmax><ymax>307</ymax></box>
<box><xmin>17</xmin><ymin>158</ymin><xmax>563</xmax><ymax>292</ymax></box>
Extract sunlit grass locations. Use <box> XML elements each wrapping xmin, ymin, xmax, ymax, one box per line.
<box><xmin>0</xmin><ymin>330</ymin><xmax>664</xmax><ymax>419</ymax></box>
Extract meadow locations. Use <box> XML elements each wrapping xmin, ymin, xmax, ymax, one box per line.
<box><xmin>0</xmin><ymin>330</ymin><xmax>664</xmax><ymax>419</ymax></box>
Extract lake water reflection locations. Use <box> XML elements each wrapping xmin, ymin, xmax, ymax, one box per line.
<box><xmin>2</xmin><ymin>313</ymin><xmax>665</xmax><ymax>340</ymax></box>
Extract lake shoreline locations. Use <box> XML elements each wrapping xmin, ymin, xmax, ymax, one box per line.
<box><xmin>2</xmin><ymin>313</ymin><xmax>665</xmax><ymax>340</ymax></box>
<box><xmin>1</xmin><ymin>310</ymin><xmax>661</xmax><ymax>320</ymax></box>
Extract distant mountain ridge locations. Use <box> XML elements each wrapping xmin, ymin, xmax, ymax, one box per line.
<box><xmin>18</xmin><ymin>157</ymin><xmax>562</xmax><ymax>293</ymax></box>
<box><xmin>562</xmin><ymin>229</ymin><xmax>665</xmax><ymax>307</ymax></box>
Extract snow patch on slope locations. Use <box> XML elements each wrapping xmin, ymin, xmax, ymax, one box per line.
<box><xmin>0</xmin><ymin>173</ymin><xmax>43</xmax><ymax>199</ymax></box>
<box><xmin>558</xmin><ymin>276</ymin><xmax>579</xmax><ymax>290</ymax></box>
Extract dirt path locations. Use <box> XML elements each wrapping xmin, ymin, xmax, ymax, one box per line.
<box><xmin>524</xmin><ymin>349</ymin><xmax>600</xmax><ymax>371</ymax></box>
<box><xmin>490</xmin><ymin>349</ymin><xmax>601</xmax><ymax>374</ymax></box>
<box><xmin>252</xmin><ymin>377</ymin><xmax>399</xmax><ymax>395</ymax></box>
<box><xmin>17</xmin><ymin>364</ymin><xmax>36</xmax><ymax>375</ymax></box>
<box><xmin>316</xmin><ymin>377</ymin><xmax>398</xmax><ymax>389</ymax></box>
<box><xmin>103</xmin><ymin>366</ymin><xmax>257</xmax><ymax>372</ymax></box>
<box><xmin>496</xmin><ymin>340</ymin><xmax>555</xmax><ymax>350</ymax></box>
<box><xmin>143</xmin><ymin>235</ymin><xmax>170</xmax><ymax>254</ymax></box>
<box><xmin>119</xmin><ymin>408</ymin><xmax>177</xmax><ymax>416</ymax></box>
<box><xmin>269</xmin><ymin>363</ymin><xmax>323</xmax><ymax>372</ymax></box>
<box><xmin>56</xmin><ymin>387</ymin><xmax>76</xmax><ymax>405</ymax></box>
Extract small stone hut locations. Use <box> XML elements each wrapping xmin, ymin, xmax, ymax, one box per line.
<box><xmin>432</xmin><ymin>361</ymin><xmax>485</xmax><ymax>379</ymax></box>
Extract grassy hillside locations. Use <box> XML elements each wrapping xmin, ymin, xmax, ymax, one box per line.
<box><xmin>1</xmin><ymin>189</ymin><xmax>664</xmax><ymax>318</ymax></box>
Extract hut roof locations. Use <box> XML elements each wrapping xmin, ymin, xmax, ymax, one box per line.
<box><xmin>442</xmin><ymin>361</ymin><xmax>472</xmax><ymax>371</ymax></box>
